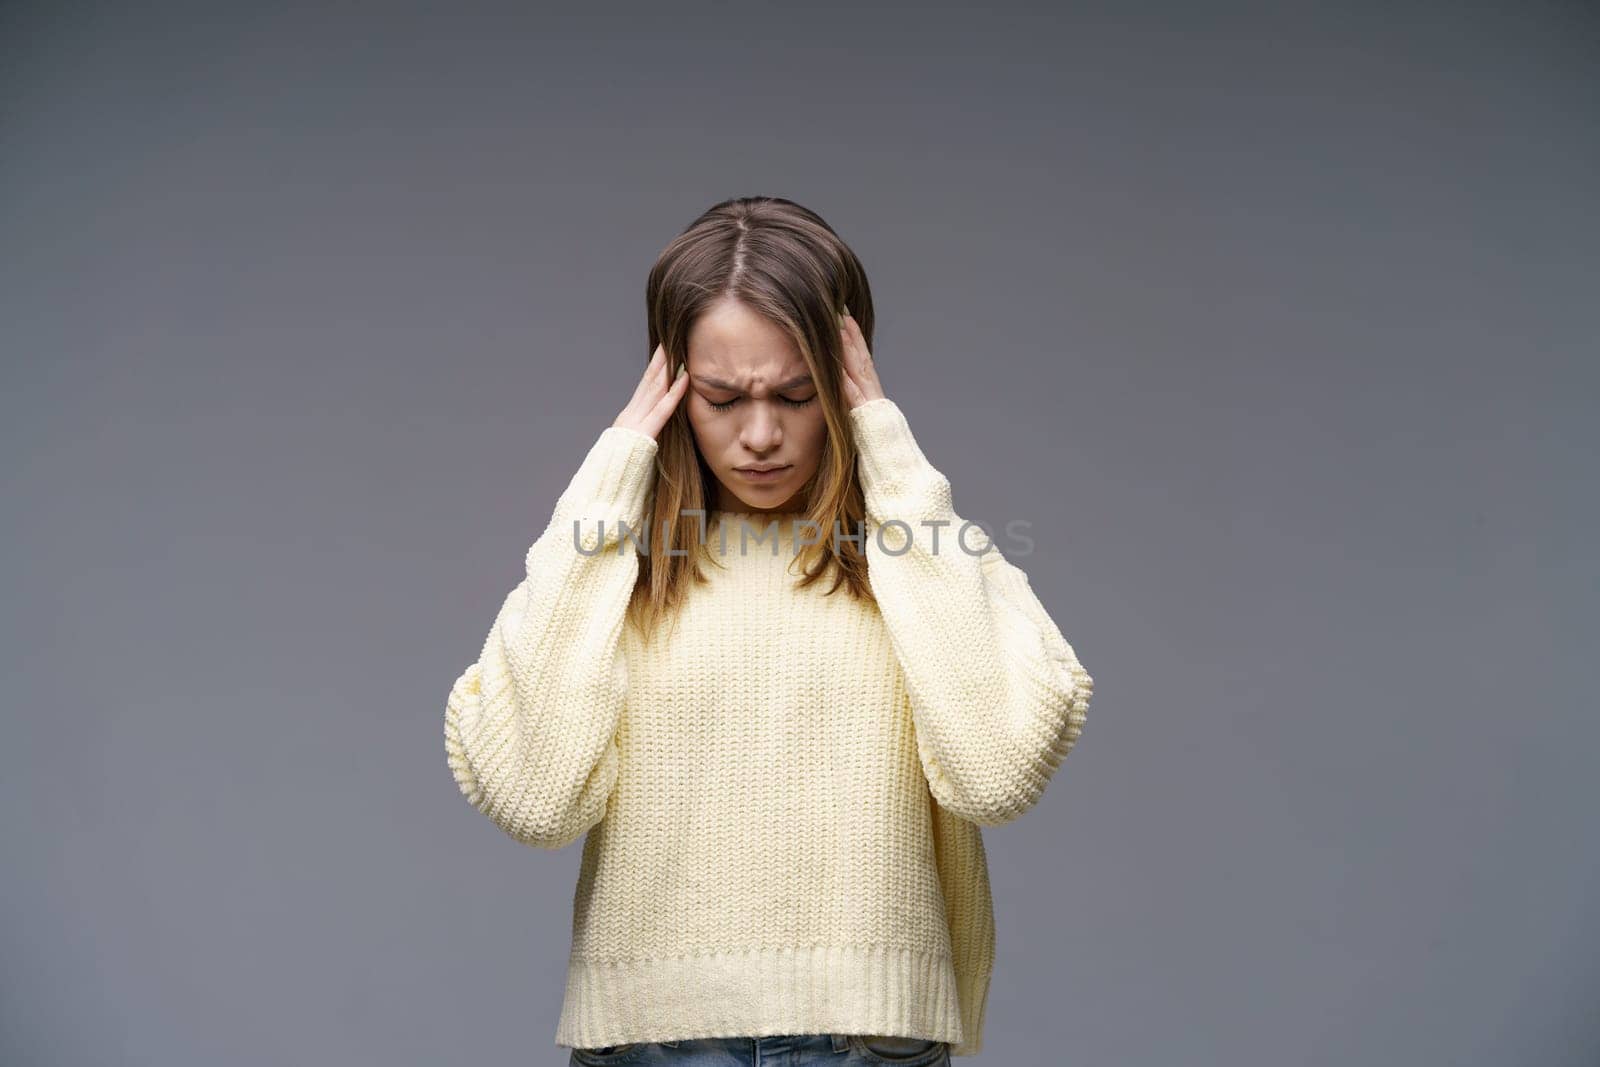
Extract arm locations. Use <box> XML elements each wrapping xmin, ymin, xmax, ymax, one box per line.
<box><xmin>850</xmin><ymin>397</ymin><xmax>1095</xmax><ymax>827</ymax></box>
<box><xmin>443</xmin><ymin>423</ymin><xmax>658</xmax><ymax>849</ymax></box>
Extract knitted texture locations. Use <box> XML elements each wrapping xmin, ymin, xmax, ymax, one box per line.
<box><xmin>443</xmin><ymin>398</ymin><xmax>1094</xmax><ymax>1057</ymax></box>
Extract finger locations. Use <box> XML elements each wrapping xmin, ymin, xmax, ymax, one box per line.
<box><xmin>644</xmin><ymin>362</ymin><xmax>691</xmax><ymax>434</ymax></box>
<box><xmin>630</xmin><ymin>344</ymin><xmax>666</xmax><ymax>406</ymax></box>
<box><xmin>845</xmin><ymin>315</ymin><xmax>873</xmax><ymax>363</ymax></box>
<box><xmin>640</xmin><ymin>358</ymin><xmax>684</xmax><ymax>412</ymax></box>
<box><xmin>644</xmin><ymin>353</ymin><xmax>677</xmax><ymax>410</ymax></box>
<box><xmin>846</xmin><ymin>336</ymin><xmax>871</xmax><ymax>379</ymax></box>
<box><xmin>842</xmin><ymin>374</ymin><xmax>863</xmax><ymax>409</ymax></box>
<box><xmin>655</xmin><ymin>358</ymin><xmax>685</xmax><ymax>404</ymax></box>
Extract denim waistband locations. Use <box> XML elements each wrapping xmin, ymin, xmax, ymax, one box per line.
<box><xmin>656</xmin><ymin>1035</ymin><xmax>853</xmax><ymax>1053</ymax></box>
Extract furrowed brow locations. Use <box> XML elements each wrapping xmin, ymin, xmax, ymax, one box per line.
<box><xmin>694</xmin><ymin>374</ymin><xmax>814</xmax><ymax>392</ymax></box>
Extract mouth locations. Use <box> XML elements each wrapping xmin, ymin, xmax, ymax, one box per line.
<box><xmin>735</xmin><ymin>464</ymin><xmax>791</xmax><ymax>481</ymax></box>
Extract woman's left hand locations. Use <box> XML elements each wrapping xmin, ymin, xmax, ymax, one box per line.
<box><xmin>838</xmin><ymin>309</ymin><xmax>887</xmax><ymax>409</ymax></box>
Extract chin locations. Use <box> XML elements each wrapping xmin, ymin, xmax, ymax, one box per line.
<box><xmin>721</xmin><ymin>479</ymin><xmax>800</xmax><ymax>512</ymax></box>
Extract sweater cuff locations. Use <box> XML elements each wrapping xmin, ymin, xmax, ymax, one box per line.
<box><xmin>849</xmin><ymin>397</ymin><xmax>954</xmax><ymax>527</ymax></box>
<box><xmin>551</xmin><ymin>425</ymin><xmax>659</xmax><ymax>546</ymax></box>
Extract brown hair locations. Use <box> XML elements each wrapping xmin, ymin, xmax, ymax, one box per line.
<box><xmin>626</xmin><ymin>196</ymin><xmax>876</xmax><ymax>641</ymax></box>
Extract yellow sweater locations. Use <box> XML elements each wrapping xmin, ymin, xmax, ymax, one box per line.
<box><xmin>443</xmin><ymin>397</ymin><xmax>1093</xmax><ymax>1057</ymax></box>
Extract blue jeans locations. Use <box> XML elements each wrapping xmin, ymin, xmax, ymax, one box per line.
<box><xmin>568</xmin><ymin>1033</ymin><xmax>952</xmax><ymax>1066</ymax></box>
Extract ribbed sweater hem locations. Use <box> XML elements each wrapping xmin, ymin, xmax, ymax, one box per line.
<box><xmin>554</xmin><ymin>944</ymin><xmax>981</xmax><ymax>1055</ymax></box>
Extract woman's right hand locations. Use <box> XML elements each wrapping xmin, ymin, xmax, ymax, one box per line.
<box><xmin>613</xmin><ymin>343</ymin><xmax>690</xmax><ymax>440</ymax></box>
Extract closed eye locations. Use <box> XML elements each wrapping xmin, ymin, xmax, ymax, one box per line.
<box><xmin>707</xmin><ymin>395</ymin><xmax>816</xmax><ymax>411</ymax></box>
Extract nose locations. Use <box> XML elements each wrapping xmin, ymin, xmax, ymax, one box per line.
<box><xmin>739</xmin><ymin>405</ymin><xmax>784</xmax><ymax>452</ymax></box>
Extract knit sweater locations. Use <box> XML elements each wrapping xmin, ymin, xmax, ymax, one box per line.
<box><xmin>442</xmin><ymin>397</ymin><xmax>1094</xmax><ymax>1057</ymax></box>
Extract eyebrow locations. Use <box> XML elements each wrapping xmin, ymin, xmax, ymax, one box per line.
<box><xmin>692</xmin><ymin>374</ymin><xmax>814</xmax><ymax>392</ymax></box>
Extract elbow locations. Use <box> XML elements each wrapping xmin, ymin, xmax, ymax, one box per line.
<box><xmin>443</xmin><ymin>730</ymin><xmax>606</xmax><ymax>851</ymax></box>
<box><xmin>479</xmin><ymin>768</ymin><xmax>609</xmax><ymax>849</ymax></box>
<box><xmin>442</xmin><ymin>672</ymin><xmax>608</xmax><ymax>852</ymax></box>
<box><xmin>487</xmin><ymin>805</ymin><xmax>597</xmax><ymax>851</ymax></box>
<box><xmin>924</xmin><ymin>663</ymin><xmax>1094</xmax><ymax>828</ymax></box>
<box><xmin>924</xmin><ymin>754</ymin><xmax>1051</xmax><ymax>828</ymax></box>
<box><xmin>919</xmin><ymin>726</ymin><xmax>1054</xmax><ymax>826</ymax></box>
<box><xmin>444</xmin><ymin>674</ymin><xmax>491</xmax><ymax>812</ymax></box>
<box><xmin>444</xmin><ymin>716</ymin><xmax>488</xmax><ymax>812</ymax></box>
<box><xmin>1033</xmin><ymin>657</ymin><xmax>1093</xmax><ymax>778</ymax></box>
<box><xmin>445</xmin><ymin>734</ymin><xmax>601</xmax><ymax>849</ymax></box>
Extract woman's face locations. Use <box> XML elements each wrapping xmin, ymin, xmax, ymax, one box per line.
<box><xmin>684</xmin><ymin>296</ymin><xmax>828</xmax><ymax>515</ymax></box>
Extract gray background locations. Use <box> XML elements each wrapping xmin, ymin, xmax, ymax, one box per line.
<box><xmin>3</xmin><ymin>2</ymin><xmax>1595</xmax><ymax>1064</ymax></box>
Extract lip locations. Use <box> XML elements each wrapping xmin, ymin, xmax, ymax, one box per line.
<box><xmin>736</xmin><ymin>464</ymin><xmax>790</xmax><ymax>481</ymax></box>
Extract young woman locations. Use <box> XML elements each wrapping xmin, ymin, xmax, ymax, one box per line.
<box><xmin>443</xmin><ymin>196</ymin><xmax>1095</xmax><ymax>1066</ymax></box>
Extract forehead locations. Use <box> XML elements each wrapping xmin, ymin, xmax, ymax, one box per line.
<box><xmin>686</xmin><ymin>299</ymin><xmax>808</xmax><ymax>383</ymax></box>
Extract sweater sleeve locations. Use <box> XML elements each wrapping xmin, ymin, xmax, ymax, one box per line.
<box><xmin>849</xmin><ymin>397</ymin><xmax>1095</xmax><ymax>827</ymax></box>
<box><xmin>443</xmin><ymin>424</ymin><xmax>659</xmax><ymax>849</ymax></box>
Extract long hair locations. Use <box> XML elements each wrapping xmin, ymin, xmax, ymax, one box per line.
<box><xmin>626</xmin><ymin>195</ymin><xmax>876</xmax><ymax>641</ymax></box>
